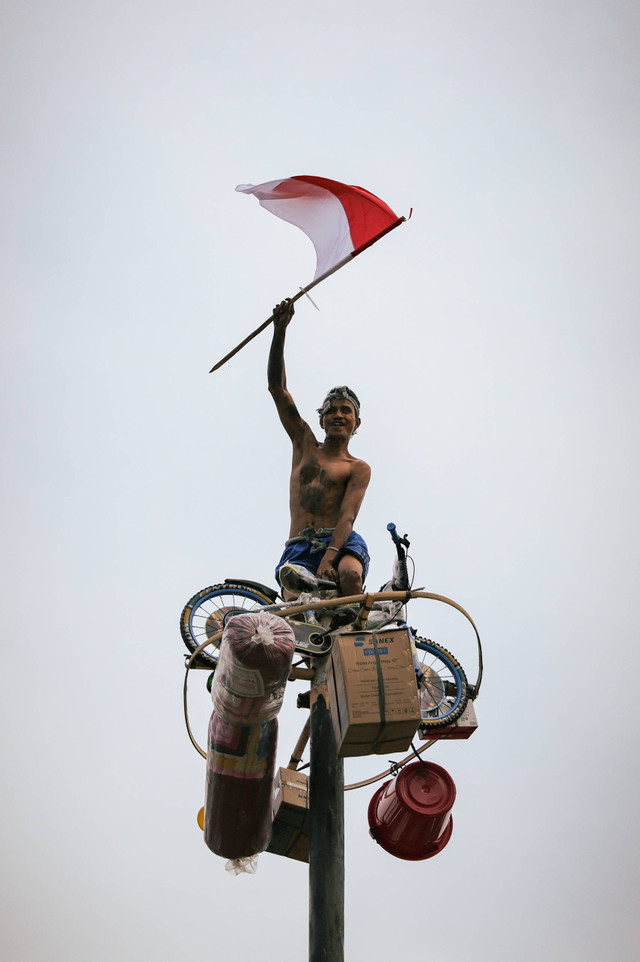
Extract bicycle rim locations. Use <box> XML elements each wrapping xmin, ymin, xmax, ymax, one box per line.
<box><xmin>413</xmin><ymin>637</ymin><xmax>468</xmax><ymax>728</ymax></box>
<box><xmin>180</xmin><ymin>583</ymin><xmax>272</xmax><ymax>669</ymax></box>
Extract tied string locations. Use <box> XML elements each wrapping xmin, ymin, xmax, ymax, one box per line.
<box><xmin>371</xmin><ymin>630</ymin><xmax>387</xmax><ymax>752</ymax></box>
<box><xmin>410</xmin><ymin>740</ymin><xmax>429</xmax><ymax>771</ymax></box>
<box><xmin>250</xmin><ymin>624</ymin><xmax>276</xmax><ymax>646</ymax></box>
<box><xmin>299</xmin><ymin>286</ymin><xmax>320</xmax><ymax>310</ymax></box>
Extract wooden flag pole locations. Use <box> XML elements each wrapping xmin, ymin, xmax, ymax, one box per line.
<box><xmin>208</xmin><ymin>287</ymin><xmax>307</xmax><ymax>374</ymax></box>
<box><xmin>208</xmin><ymin>216</ymin><xmax>406</xmax><ymax>373</ymax></box>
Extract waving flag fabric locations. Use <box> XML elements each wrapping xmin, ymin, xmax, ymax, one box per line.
<box><xmin>236</xmin><ymin>175</ymin><xmax>403</xmax><ymax>282</ymax></box>
<box><xmin>209</xmin><ymin>176</ymin><xmax>405</xmax><ymax>372</ymax></box>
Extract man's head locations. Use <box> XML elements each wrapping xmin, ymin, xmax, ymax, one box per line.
<box><xmin>317</xmin><ymin>386</ymin><xmax>361</xmax><ymax>437</ymax></box>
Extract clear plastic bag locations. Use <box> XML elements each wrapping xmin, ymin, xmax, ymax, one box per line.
<box><xmin>203</xmin><ymin>612</ymin><xmax>296</xmax><ymax>864</ymax></box>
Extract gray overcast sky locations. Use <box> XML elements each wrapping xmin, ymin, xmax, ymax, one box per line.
<box><xmin>2</xmin><ymin>2</ymin><xmax>639</xmax><ymax>960</ymax></box>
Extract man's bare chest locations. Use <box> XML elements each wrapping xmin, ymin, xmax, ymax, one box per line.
<box><xmin>293</xmin><ymin>452</ymin><xmax>352</xmax><ymax>492</ymax></box>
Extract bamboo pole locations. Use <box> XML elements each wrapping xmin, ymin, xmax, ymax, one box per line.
<box><xmin>287</xmin><ymin>718</ymin><xmax>311</xmax><ymax>770</ymax></box>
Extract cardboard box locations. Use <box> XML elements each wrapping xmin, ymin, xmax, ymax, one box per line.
<box><xmin>418</xmin><ymin>700</ymin><xmax>479</xmax><ymax>740</ymax></box>
<box><xmin>330</xmin><ymin>628</ymin><xmax>421</xmax><ymax>757</ymax></box>
<box><xmin>266</xmin><ymin>767</ymin><xmax>310</xmax><ymax>863</ymax></box>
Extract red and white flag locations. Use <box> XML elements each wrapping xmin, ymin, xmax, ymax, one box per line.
<box><xmin>210</xmin><ymin>176</ymin><xmax>406</xmax><ymax>371</ymax></box>
<box><xmin>236</xmin><ymin>175</ymin><xmax>404</xmax><ymax>283</ymax></box>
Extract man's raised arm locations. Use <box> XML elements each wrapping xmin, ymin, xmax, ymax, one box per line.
<box><xmin>268</xmin><ymin>300</ymin><xmax>307</xmax><ymax>443</ymax></box>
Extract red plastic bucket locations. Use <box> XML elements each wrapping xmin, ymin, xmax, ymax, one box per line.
<box><xmin>368</xmin><ymin>760</ymin><xmax>456</xmax><ymax>860</ymax></box>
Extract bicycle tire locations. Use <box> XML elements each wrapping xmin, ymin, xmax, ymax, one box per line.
<box><xmin>413</xmin><ymin>637</ymin><xmax>468</xmax><ymax>729</ymax></box>
<box><xmin>180</xmin><ymin>583</ymin><xmax>272</xmax><ymax>670</ymax></box>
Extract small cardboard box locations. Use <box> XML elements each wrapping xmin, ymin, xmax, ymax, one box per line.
<box><xmin>418</xmin><ymin>700</ymin><xmax>479</xmax><ymax>740</ymax></box>
<box><xmin>266</xmin><ymin>767</ymin><xmax>310</xmax><ymax>863</ymax></box>
<box><xmin>330</xmin><ymin>628</ymin><xmax>421</xmax><ymax>757</ymax></box>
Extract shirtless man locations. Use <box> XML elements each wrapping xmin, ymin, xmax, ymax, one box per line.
<box><xmin>268</xmin><ymin>299</ymin><xmax>371</xmax><ymax>597</ymax></box>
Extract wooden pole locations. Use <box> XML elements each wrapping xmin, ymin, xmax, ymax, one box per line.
<box><xmin>208</xmin><ymin>263</ymin><xmax>342</xmax><ymax>373</ymax></box>
<box><xmin>209</xmin><ymin>216</ymin><xmax>406</xmax><ymax>373</ymax></box>
<box><xmin>309</xmin><ymin>653</ymin><xmax>344</xmax><ymax>962</ymax></box>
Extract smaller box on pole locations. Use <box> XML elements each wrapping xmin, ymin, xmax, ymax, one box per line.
<box><xmin>418</xmin><ymin>700</ymin><xmax>479</xmax><ymax>740</ymax></box>
<box><xmin>267</xmin><ymin>767</ymin><xmax>310</xmax><ymax>863</ymax></box>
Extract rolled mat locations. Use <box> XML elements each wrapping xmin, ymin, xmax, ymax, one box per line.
<box><xmin>203</xmin><ymin>611</ymin><xmax>295</xmax><ymax>861</ymax></box>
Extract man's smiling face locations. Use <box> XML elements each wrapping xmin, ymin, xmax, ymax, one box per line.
<box><xmin>320</xmin><ymin>399</ymin><xmax>360</xmax><ymax>439</ymax></box>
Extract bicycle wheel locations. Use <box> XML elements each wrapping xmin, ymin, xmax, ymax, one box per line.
<box><xmin>180</xmin><ymin>583</ymin><xmax>272</xmax><ymax>670</ymax></box>
<box><xmin>413</xmin><ymin>637</ymin><xmax>468</xmax><ymax>729</ymax></box>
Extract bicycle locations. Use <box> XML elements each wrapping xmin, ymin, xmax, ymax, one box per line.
<box><xmin>180</xmin><ymin>523</ymin><xmax>483</xmax><ymax>735</ymax></box>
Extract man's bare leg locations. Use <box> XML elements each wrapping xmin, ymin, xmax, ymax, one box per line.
<box><xmin>337</xmin><ymin>554</ymin><xmax>364</xmax><ymax>596</ymax></box>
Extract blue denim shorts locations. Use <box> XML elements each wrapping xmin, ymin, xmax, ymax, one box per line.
<box><xmin>275</xmin><ymin>528</ymin><xmax>370</xmax><ymax>587</ymax></box>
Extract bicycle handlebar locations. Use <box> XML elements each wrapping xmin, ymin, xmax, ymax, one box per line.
<box><xmin>387</xmin><ymin>521</ymin><xmax>410</xmax><ymax>553</ymax></box>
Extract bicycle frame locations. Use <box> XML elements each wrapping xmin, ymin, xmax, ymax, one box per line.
<box><xmin>187</xmin><ymin>587</ymin><xmax>482</xmax><ymax>696</ymax></box>
<box><xmin>181</xmin><ymin>521</ymin><xmax>484</xmax><ymax>793</ymax></box>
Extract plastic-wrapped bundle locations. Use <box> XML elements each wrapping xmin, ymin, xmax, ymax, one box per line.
<box><xmin>204</xmin><ymin>611</ymin><xmax>295</xmax><ymax>871</ymax></box>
